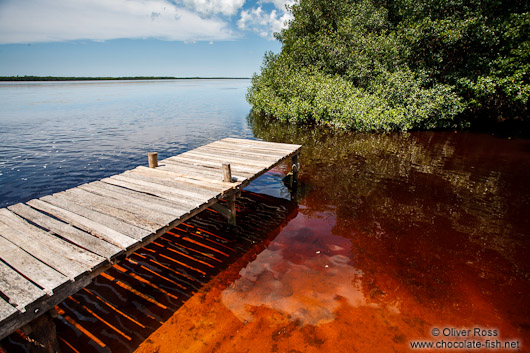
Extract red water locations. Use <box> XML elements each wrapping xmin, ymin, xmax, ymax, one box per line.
<box><xmin>134</xmin><ymin>131</ymin><xmax>530</xmax><ymax>352</ymax></box>
<box><xmin>3</xmin><ymin>130</ymin><xmax>529</xmax><ymax>352</ymax></box>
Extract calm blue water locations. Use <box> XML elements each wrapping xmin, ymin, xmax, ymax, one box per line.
<box><xmin>0</xmin><ymin>79</ymin><xmax>281</xmax><ymax>208</ymax></box>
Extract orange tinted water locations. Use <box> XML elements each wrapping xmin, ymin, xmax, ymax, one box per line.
<box><xmin>133</xmin><ymin>128</ymin><xmax>530</xmax><ymax>352</ymax></box>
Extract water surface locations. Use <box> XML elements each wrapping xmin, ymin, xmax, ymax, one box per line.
<box><xmin>1</xmin><ymin>81</ymin><xmax>529</xmax><ymax>352</ymax></box>
<box><xmin>0</xmin><ymin>79</ymin><xmax>252</xmax><ymax>207</ymax></box>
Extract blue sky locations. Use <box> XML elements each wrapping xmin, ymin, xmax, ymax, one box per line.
<box><xmin>0</xmin><ymin>0</ymin><xmax>293</xmax><ymax>77</ymax></box>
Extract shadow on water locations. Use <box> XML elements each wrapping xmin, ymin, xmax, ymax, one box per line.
<box><xmin>0</xmin><ymin>188</ymin><xmax>298</xmax><ymax>353</ymax></box>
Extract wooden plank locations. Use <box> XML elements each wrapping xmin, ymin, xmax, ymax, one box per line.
<box><xmin>175</xmin><ymin>152</ymin><xmax>268</xmax><ymax>170</ymax></box>
<box><xmin>27</xmin><ymin>199</ymin><xmax>136</xmax><ymax>250</ymax></box>
<box><xmin>216</xmin><ymin>139</ymin><xmax>300</xmax><ymax>153</ymax></box>
<box><xmin>0</xmin><ymin>234</ymin><xmax>68</xmax><ymax>293</ymax></box>
<box><xmin>41</xmin><ymin>194</ymin><xmax>151</xmax><ymax>241</ymax></box>
<box><xmin>222</xmin><ymin>137</ymin><xmax>301</xmax><ymax>150</ymax></box>
<box><xmin>134</xmin><ymin>166</ymin><xmax>234</xmax><ymax>191</ymax></box>
<box><xmin>0</xmin><ymin>220</ymin><xmax>84</xmax><ymax>280</ymax></box>
<box><xmin>63</xmin><ymin>188</ymin><xmax>175</xmax><ymax>227</ymax></box>
<box><xmin>78</xmin><ymin>181</ymin><xmax>188</xmax><ymax>218</ymax></box>
<box><xmin>159</xmin><ymin>159</ymin><xmax>251</xmax><ymax>180</ymax></box>
<box><xmin>0</xmin><ymin>297</ymin><xmax>17</xmax><ymax>325</ymax></box>
<box><xmin>104</xmin><ymin>176</ymin><xmax>207</xmax><ymax>208</ymax></box>
<box><xmin>181</xmin><ymin>150</ymin><xmax>273</xmax><ymax>168</ymax></box>
<box><xmin>196</xmin><ymin>145</ymin><xmax>284</xmax><ymax>161</ymax></box>
<box><xmin>167</xmin><ymin>155</ymin><xmax>261</xmax><ymax>174</ymax></box>
<box><xmin>0</xmin><ymin>269</ymin><xmax>93</xmax><ymax>340</ymax></box>
<box><xmin>0</xmin><ymin>209</ymin><xmax>102</xmax><ymax>275</ymax></box>
<box><xmin>123</xmin><ymin>169</ymin><xmax>222</xmax><ymax>197</ymax></box>
<box><xmin>0</xmin><ymin>260</ymin><xmax>46</xmax><ymax>311</ymax></box>
<box><xmin>8</xmin><ymin>203</ymin><xmax>121</xmax><ymax>260</ymax></box>
<box><xmin>114</xmin><ymin>173</ymin><xmax>217</xmax><ymax>201</ymax></box>
<box><xmin>208</xmin><ymin>140</ymin><xmax>296</xmax><ymax>156</ymax></box>
<box><xmin>59</xmin><ymin>188</ymin><xmax>163</xmax><ymax>232</ymax></box>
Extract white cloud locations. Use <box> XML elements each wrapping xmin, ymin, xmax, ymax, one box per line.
<box><xmin>181</xmin><ymin>0</ymin><xmax>246</xmax><ymax>16</ymax></box>
<box><xmin>238</xmin><ymin>6</ymin><xmax>292</xmax><ymax>39</ymax></box>
<box><xmin>0</xmin><ymin>0</ymin><xmax>236</xmax><ymax>44</ymax></box>
<box><xmin>260</xmin><ymin>0</ymin><xmax>295</xmax><ymax>11</ymax></box>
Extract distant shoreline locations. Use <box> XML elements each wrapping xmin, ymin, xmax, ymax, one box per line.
<box><xmin>0</xmin><ymin>76</ymin><xmax>250</xmax><ymax>81</ymax></box>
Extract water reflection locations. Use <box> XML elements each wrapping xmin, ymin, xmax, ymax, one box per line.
<box><xmin>223</xmin><ymin>211</ymin><xmax>376</xmax><ymax>326</ymax></box>
<box><xmin>248</xmin><ymin>114</ymin><xmax>530</xmax><ymax>345</ymax></box>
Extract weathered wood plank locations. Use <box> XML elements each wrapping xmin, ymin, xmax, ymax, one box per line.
<box><xmin>64</xmin><ymin>188</ymin><xmax>175</xmax><ymax>227</ymax></box>
<box><xmin>0</xmin><ymin>260</ymin><xmax>46</xmax><ymax>311</ymax></box>
<box><xmin>0</xmin><ymin>297</ymin><xmax>17</xmax><ymax>325</ymax></box>
<box><xmin>168</xmin><ymin>155</ymin><xmax>261</xmax><ymax>174</ymax></box>
<box><xmin>196</xmin><ymin>145</ymin><xmax>284</xmax><ymax>161</ymax></box>
<box><xmin>0</xmin><ymin>234</ymin><xmax>69</xmax><ymax>293</ymax></box>
<box><xmin>0</xmin><ymin>209</ymin><xmax>102</xmax><ymax>275</ymax></box>
<box><xmin>0</xmin><ymin>270</ymin><xmax>93</xmax><ymax>340</ymax></box>
<box><xmin>27</xmin><ymin>199</ymin><xmax>136</xmax><ymax>250</ymax></box>
<box><xmin>78</xmin><ymin>181</ymin><xmax>188</xmax><ymax>218</ymax></box>
<box><xmin>59</xmin><ymin>188</ymin><xmax>163</xmax><ymax>232</ymax></box>
<box><xmin>133</xmin><ymin>166</ymin><xmax>232</xmax><ymax>192</ymax></box>
<box><xmin>8</xmin><ymin>203</ymin><xmax>121</xmax><ymax>260</ymax></box>
<box><xmin>181</xmin><ymin>150</ymin><xmax>273</xmax><ymax>168</ymax></box>
<box><xmin>0</xmin><ymin>220</ymin><xmax>85</xmax><ymax>280</ymax></box>
<box><xmin>176</xmin><ymin>151</ymin><xmax>268</xmax><ymax>170</ymax></box>
<box><xmin>123</xmin><ymin>169</ymin><xmax>222</xmax><ymax>197</ymax></box>
<box><xmin>222</xmin><ymin>137</ymin><xmax>301</xmax><ymax>151</ymax></box>
<box><xmin>41</xmin><ymin>194</ymin><xmax>151</xmax><ymax>241</ymax></box>
<box><xmin>209</xmin><ymin>140</ymin><xmax>295</xmax><ymax>156</ymax></box>
<box><xmin>104</xmin><ymin>176</ymin><xmax>206</xmax><ymax>208</ymax></box>
<box><xmin>113</xmin><ymin>173</ymin><xmax>217</xmax><ymax>201</ymax></box>
<box><xmin>159</xmin><ymin>159</ymin><xmax>251</xmax><ymax>180</ymax></box>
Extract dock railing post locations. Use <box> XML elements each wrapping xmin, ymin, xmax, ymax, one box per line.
<box><xmin>148</xmin><ymin>152</ymin><xmax>158</xmax><ymax>168</ymax></box>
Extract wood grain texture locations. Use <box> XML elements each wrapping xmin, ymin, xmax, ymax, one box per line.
<box><xmin>78</xmin><ymin>181</ymin><xmax>188</xmax><ymax>218</ymax></box>
<box><xmin>27</xmin><ymin>199</ymin><xmax>137</xmax><ymax>250</ymax></box>
<box><xmin>40</xmin><ymin>194</ymin><xmax>151</xmax><ymax>241</ymax></box>
<box><xmin>8</xmin><ymin>203</ymin><xmax>121</xmax><ymax>260</ymax></box>
<box><xmin>0</xmin><ymin>261</ymin><xmax>45</xmax><ymax>311</ymax></box>
<box><xmin>0</xmin><ymin>209</ymin><xmax>102</xmax><ymax>277</ymax></box>
<box><xmin>0</xmin><ymin>233</ymin><xmax>69</xmax><ymax>293</ymax></box>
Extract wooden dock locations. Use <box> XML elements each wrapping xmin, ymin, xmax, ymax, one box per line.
<box><xmin>0</xmin><ymin>138</ymin><xmax>301</xmax><ymax>343</ymax></box>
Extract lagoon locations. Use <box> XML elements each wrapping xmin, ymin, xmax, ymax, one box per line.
<box><xmin>1</xmin><ymin>79</ymin><xmax>529</xmax><ymax>352</ymax></box>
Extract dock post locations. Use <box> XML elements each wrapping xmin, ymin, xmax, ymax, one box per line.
<box><xmin>290</xmin><ymin>153</ymin><xmax>299</xmax><ymax>188</ymax></box>
<box><xmin>23</xmin><ymin>311</ymin><xmax>61</xmax><ymax>353</ymax></box>
<box><xmin>222</xmin><ymin>163</ymin><xmax>236</xmax><ymax>226</ymax></box>
<box><xmin>227</xmin><ymin>193</ymin><xmax>237</xmax><ymax>226</ymax></box>
<box><xmin>222</xmin><ymin>163</ymin><xmax>232</xmax><ymax>182</ymax></box>
<box><xmin>148</xmin><ymin>152</ymin><xmax>158</xmax><ymax>168</ymax></box>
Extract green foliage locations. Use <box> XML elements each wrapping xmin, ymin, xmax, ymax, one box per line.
<box><xmin>248</xmin><ymin>0</ymin><xmax>529</xmax><ymax>131</ymax></box>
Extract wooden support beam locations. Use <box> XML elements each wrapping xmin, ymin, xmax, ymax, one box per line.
<box><xmin>24</xmin><ymin>311</ymin><xmax>62</xmax><ymax>353</ymax></box>
<box><xmin>227</xmin><ymin>193</ymin><xmax>237</xmax><ymax>227</ymax></box>
<box><xmin>148</xmin><ymin>152</ymin><xmax>158</xmax><ymax>168</ymax></box>
<box><xmin>290</xmin><ymin>153</ymin><xmax>299</xmax><ymax>188</ymax></box>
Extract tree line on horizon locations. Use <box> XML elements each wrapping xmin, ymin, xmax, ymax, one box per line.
<box><xmin>247</xmin><ymin>0</ymin><xmax>529</xmax><ymax>131</ymax></box>
<box><xmin>0</xmin><ymin>76</ymin><xmax>248</xmax><ymax>81</ymax></box>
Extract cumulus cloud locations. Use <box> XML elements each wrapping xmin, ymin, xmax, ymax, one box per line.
<box><xmin>0</xmin><ymin>0</ymin><xmax>236</xmax><ymax>44</ymax></box>
<box><xmin>181</xmin><ymin>0</ymin><xmax>246</xmax><ymax>16</ymax></box>
<box><xmin>238</xmin><ymin>6</ymin><xmax>292</xmax><ymax>39</ymax></box>
<box><xmin>261</xmin><ymin>0</ymin><xmax>295</xmax><ymax>11</ymax></box>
